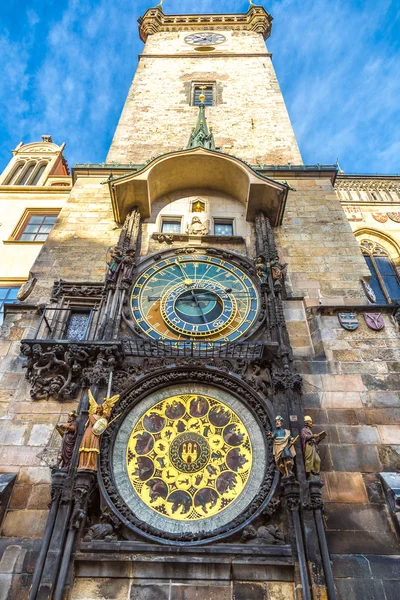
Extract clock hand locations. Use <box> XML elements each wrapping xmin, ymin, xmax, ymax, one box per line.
<box><xmin>174</xmin><ymin>260</ymin><xmax>207</xmax><ymax>324</ymax></box>
<box><xmin>174</xmin><ymin>260</ymin><xmax>193</xmax><ymax>286</ymax></box>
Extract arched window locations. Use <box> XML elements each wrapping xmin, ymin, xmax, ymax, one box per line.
<box><xmin>17</xmin><ymin>162</ymin><xmax>37</xmax><ymax>185</ymax></box>
<box><xmin>360</xmin><ymin>240</ymin><xmax>400</xmax><ymax>303</ymax></box>
<box><xmin>30</xmin><ymin>162</ymin><xmax>48</xmax><ymax>185</ymax></box>
<box><xmin>5</xmin><ymin>161</ymin><xmax>25</xmax><ymax>185</ymax></box>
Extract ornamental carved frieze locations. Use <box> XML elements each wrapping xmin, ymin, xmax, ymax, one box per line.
<box><xmin>335</xmin><ymin>177</ymin><xmax>400</xmax><ymax>198</ymax></box>
<box><xmin>21</xmin><ymin>342</ymin><xmax>123</xmax><ymax>401</ymax></box>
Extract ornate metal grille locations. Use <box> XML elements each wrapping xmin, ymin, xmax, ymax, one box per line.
<box><xmin>64</xmin><ymin>312</ymin><xmax>90</xmax><ymax>341</ymax></box>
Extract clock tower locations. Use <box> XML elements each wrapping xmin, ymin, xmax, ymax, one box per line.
<box><xmin>107</xmin><ymin>5</ymin><xmax>302</xmax><ymax>166</ymax></box>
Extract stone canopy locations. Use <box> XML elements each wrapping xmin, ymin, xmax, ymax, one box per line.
<box><xmin>108</xmin><ymin>146</ymin><xmax>289</xmax><ymax>225</ymax></box>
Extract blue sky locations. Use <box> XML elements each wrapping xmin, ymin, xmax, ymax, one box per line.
<box><xmin>0</xmin><ymin>0</ymin><xmax>399</xmax><ymax>174</ymax></box>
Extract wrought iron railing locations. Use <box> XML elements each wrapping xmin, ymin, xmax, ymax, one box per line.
<box><xmin>121</xmin><ymin>339</ymin><xmax>264</xmax><ymax>359</ymax></box>
<box><xmin>32</xmin><ymin>307</ymin><xmax>100</xmax><ymax>342</ymax></box>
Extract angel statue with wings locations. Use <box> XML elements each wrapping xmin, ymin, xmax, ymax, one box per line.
<box><xmin>78</xmin><ymin>391</ymin><xmax>120</xmax><ymax>471</ymax></box>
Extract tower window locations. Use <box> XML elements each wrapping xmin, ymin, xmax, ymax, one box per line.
<box><xmin>0</xmin><ymin>287</ymin><xmax>19</xmax><ymax>325</ymax></box>
<box><xmin>17</xmin><ymin>213</ymin><xmax>58</xmax><ymax>242</ymax></box>
<box><xmin>361</xmin><ymin>240</ymin><xmax>400</xmax><ymax>303</ymax></box>
<box><xmin>214</xmin><ymin>220</ymin><xmax>234</xmax><ymax>237</ymax></box>
<box><xmin>18</xmin><ymin>163</ymin><xmax>36</xmax><ymax>186</ymax></box>
<box><xmin>30</xmin><ymin>163</ymin><xmax>48</xmax><ymax>186</ymax></box>
<box><xmin>161</xmin><ymin>219</ymin><xmax>182</xmax><ymax>234</ymax></box>
<box><xmin>193</xmin><ymin>84</ymin><xmax>214</xmax><ymax>107</ymax></box>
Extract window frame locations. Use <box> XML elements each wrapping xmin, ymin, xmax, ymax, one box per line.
<box><xmin>191</xmin><ymin>82</ymin><xmax>216</xmax><ymax>107</ymax></box>
<box><xmin>361</xmin><ymin>240</ymin><xmax>400</xmax><ymax>303</ymax></box>
<box><xmin>213</xmin><ymin>218</ymin><xmax>235</xmax><ymax>237</ymax></box>
<box><xmin>0</xmin><ymin>286</ymin><xmax>20</xmax><ymax>325</ymax></box>
<box><xmin>9</xmin><ymin>209</ymin><xmax>60</xmax><ymax>243</ymax></box>
<box><xmin>159</xmin><ymin>216</ymin><xmax>183</xmax><ymax>235</ymax></box>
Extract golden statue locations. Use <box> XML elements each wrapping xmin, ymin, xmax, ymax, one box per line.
<box><xmin>78</xmin><ymin>391</ymin><xmax>120</xmax><ymax>471</ymax></box>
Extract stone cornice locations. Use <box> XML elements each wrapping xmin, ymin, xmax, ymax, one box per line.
<box><xmin>138</xmin><ymin>7</ymin><xmax>273</xmax><ymax>42</ymax></box>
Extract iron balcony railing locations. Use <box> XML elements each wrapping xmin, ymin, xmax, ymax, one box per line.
<box><xmin>32</xmin><ymin>306</ymin><xmax>100</xmax><ymax>342</ymax></box>
<box><xmin>121</xmin><ymin>339</ymin><xmax>264</xmax><ymax>359</ymax></box>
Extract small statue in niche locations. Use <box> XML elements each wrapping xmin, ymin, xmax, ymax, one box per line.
<box><xmin>301</xmin><ymin>416</ymin><xmax>326</xmax><ymax>477</ymax></box>
<box><xmin>268</xmin><ymin>415</ymin><xmax>297</xmax><ymax>477</ymax></box>
<box><xmin>122</xmin><ymin>248</ymin><xmax>136</xmax><ymax>284</ymax></box>
<box><xmin>255</xmin><ymin>256</ymin><xmax>269</xmax><ymax>285</ymax></box>
<box><xmin>56</xmin><ymin>410</ymin><xmax>78</xmax><ymax>469</ymax></box>
<box><xmin>186</xmin><ymin>216</ymin><xmax>209</xmax><ymax>236</ymax></box>
<box><xmin>106</xmin><ymin>247</ymin><xmax>123</xmax><ymax>282</ymax></box>
<box><xmin>270</xmin><ymin>254</ymin><xmax>287</xmax><ymax>283</ymax></box>
<box><xmin>78</xmin><ymin>391</ymin><xmax>120</xmax><ymax>471</ymax></box>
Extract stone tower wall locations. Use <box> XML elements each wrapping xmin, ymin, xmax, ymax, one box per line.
<box><xmin>107</xmin><ymin>30</ymin><xmax>302</xmax><ymax>166</ymax></box>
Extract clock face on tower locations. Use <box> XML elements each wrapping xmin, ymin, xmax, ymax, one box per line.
<box><xmin>184</xmin><ymin>32</ymin><xmax>226</xmax><ymax>46</ymax></box>
<box><xmin>130</xmin><ymin>253</ymin><xmax>260</xmax><ymax>343</ymax></box>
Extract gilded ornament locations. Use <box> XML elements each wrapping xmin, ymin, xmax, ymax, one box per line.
<box><xmin>78</xmin><ymin>391</ymin><xmax>120</xmax><ymax>471</ymax></box>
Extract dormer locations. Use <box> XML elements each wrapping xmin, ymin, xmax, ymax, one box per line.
<box><xmin>0</xmin><ymin>136</ymin><xmax>72</xmax><ymax>188</ymax></box>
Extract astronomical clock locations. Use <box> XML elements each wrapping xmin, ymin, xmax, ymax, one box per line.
<box><xmin>130</xmin><ymin>252</ymin><xmax>260</xmax><ymax>343</ymax></box>
<box><xmin>98</xmin><ymin>249</ymin><xmax>276</xmax><ymax>544</ymax></box>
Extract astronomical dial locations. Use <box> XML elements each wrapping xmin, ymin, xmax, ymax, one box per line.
<box><xmin>130</xmin><ymin>254</ymin><xmax>260</xmax><ymax>342</ymax></box>
<box><xmin>184</xmin><ymin>33</ymin><xmax>226</xmax><ymax>46</ymax></box>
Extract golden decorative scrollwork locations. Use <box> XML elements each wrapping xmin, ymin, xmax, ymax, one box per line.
<box><xmin>126</xmin><ymin>394</ymin><xmax>252</xmax><ymax>521</ymax></box>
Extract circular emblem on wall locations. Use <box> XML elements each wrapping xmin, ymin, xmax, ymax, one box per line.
<box><xmin>100</xmin><ymin>370</ymin><xmax>275</xmax><ymax>545</ymax></box>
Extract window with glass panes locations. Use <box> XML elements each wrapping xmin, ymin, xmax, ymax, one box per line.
<box><xmin>361</xmin><ymin>241</ymin><xmax>400</xmax><ymax>304</ymax></box>
<box><xmin>0</xmin><ymin>288</ymin><xmax>19</xmax><ymax>325</ymax></box>
<box><xmin>161</xmin><ymin>220</ymin><xmax>181</xmax><ymax>234</ymax></box>
<box><xmin>193</xmin><ymin>85</ymin><xmax>214</xmax><ymax>107</ymax></box>
<box><xmin>18</xmin><ymin>214</ymin><xmax>58</xmax><ymax>241</ymax></box>
<box><xmin>214</xmin><ymin>221</ymin><xmax>233</xmax><ymax>236</ymax></box>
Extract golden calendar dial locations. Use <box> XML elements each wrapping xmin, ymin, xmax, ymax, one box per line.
<box><xmin>126</xmin><ymin>394</ymin><xmax>252</xmax><ymax>521</ymax></box>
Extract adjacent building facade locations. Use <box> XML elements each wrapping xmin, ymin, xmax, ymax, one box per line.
<box><xmin>0</xmin><ymin>6</ymin><xmax>399</xmax><ymax>600</ymax></box>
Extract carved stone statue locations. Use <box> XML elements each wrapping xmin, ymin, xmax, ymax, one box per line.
<box><xmin>56</xmin><ymin>411</ymin><xmax>78</xmax><ymax>469</ymax></box>
<box><xmin>186</xmin><ymin>216</ymin><xmax>209</xmax><ymax>236</ymax></box>
<box><xmin>255</xmin><ymin>256</ymin><xmax>269</xmax><ymax>285</ymax></box>
<box><xmin>301</xmin><ymin>416</ymin><xmax>326</xmax><ymax>477</ymax></box>
<box><xmin>268</xmin><ymin>415</ymin><xmax>297</xmax><ymax>477</ymax></box>
<box><xmin>78</xmin><ymin>391</ymin><xmax>120</xmax><ymax>471</ymax></box>
<box><xmin>270</xmin><ymin>254</ymin><xmax>287</xmax><ymax>282</ymax></box>
<box><xmin>106</xmin><ymin>247</ymin><xmax>123</xmax><ymax>282</ymax></box>
<box><xmin>241</xmin><ymin>524</ymin><xmax>285</xmax><ymax>545</ymax></box>
<box><xmin>122</xmin><ymin>248</ymin><xmax>136</xmax><ymax>284</ymax></box>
